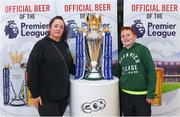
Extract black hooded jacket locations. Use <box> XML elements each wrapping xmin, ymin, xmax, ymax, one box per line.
<box><xmin>27</xmin><ymin>36</ymin><xmax>75</xmax><ymax>101</ymax></box>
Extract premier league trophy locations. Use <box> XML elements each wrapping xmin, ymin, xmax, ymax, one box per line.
<box><xmin>75</xmin><ymin>14</ymin><xmax>113</xmax><ymax>80</ymax></box>
<box><xmin>70</xmin><ymin>14</ymin><xmax>119</xmax><ymax>116</ymax></box>
<box><xmin>3</xmin><ymin>52</ymin><xmax>26</xmax><ymax>106</ymax></box>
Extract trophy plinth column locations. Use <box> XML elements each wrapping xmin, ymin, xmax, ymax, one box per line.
<box><xmin>70</xmin><ymin>77</ymin><xmax>119</xmax><ymax>116</ymax></box>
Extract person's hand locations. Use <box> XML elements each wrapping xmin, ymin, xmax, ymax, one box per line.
<box><xmin>146</xmin><ymin>98</ymin><xmax>154</xmax><ymax>104</ymax></box>
<box><xmin>32</xmin><ymin>96</ymin><xmax>42</xmax><ymax>109</ymax></box>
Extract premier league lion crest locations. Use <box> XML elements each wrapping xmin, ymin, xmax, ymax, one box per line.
<box><xmin>4</xmin><ymin>20</ymin><xmax>19</xmax><ymax>39</ymax></box>
<box><xmin>131</xmin><ymin>19</ymin><xmax>145</xmax><ymax>38</ymax></box>
<box><xmin>67</xmin><ymin>20</ymin><xmax>77</xmax><ymax>39</ymax></box>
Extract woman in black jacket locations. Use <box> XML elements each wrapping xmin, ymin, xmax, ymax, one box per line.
<box><xmin>27</xmin><ymin>16</ymin><xmax>75</xmax><ymax>116</ymax></box>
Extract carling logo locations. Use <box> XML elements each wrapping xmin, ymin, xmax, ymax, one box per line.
<box><xmin>4</xmin><ymin>20</ymin><xmax>19</xmax><ymax>39</ymax></box>
<box><xmin>131</xmin><ymin>19</ymin><xmax>145</xmax><ymax>38</ymax></box>
<box><xmin>82</xmin><ymin>99</ymin><xmax>106</xmax><ymax>113</ymax></box>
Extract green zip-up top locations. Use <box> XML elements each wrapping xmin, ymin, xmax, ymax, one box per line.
<box><xmin>119</xmin><ymin>42</ymin><xmax>156</xmax><ymax>99</ymax></box>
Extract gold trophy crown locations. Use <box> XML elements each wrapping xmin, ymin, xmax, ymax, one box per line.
<box><xmin>86</xmin><ymin>14</ymin><xmax>102</xmax><ymax>28</ymax></box>
<box><xmin>9</xmin><ymin>51</ymin><xmax>24</xmax><ymax>64</ymax></box>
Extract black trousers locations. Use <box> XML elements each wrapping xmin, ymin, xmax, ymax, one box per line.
<box><xmin>38</xmin><ymin>97</ymin><xmax>68</xmax><ymax>116</ymax></box>
<box><xmin>120</xmin><ymin>91</ymin><xmax>151</xmax><ymax>116</ymax></box>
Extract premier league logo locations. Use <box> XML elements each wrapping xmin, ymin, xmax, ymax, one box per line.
<box><xmin>131</xmin><ymin>19</ymin><xmax>145</xmax><ymax>38</ymax></box>
<box><xmin>4</xmin><ymin>20</ymin><xmax>19</xmax><ymax>39</ymax></box>
<box><xmin>67</xmin><ymin>20</ymin><xmax>77</xmax><ymax>39</ymax></box>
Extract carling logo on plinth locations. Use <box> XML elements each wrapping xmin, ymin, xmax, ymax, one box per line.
<box><xmin>4</xmin><ymin>20</ymin><xmax>19</xmax><ymax>39</ymax></box>
<box><xmin>82</xmin><ymin>99</ymin><xmax>106</xmax><ymax>113</ymax></box>
<box><xmin>131</xmin><ymin>19</ymin><xmax>145</xmax><ymax>39</ymax></box>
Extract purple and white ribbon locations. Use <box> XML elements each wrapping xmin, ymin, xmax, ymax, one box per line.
<box><xmin>3</xmin><ymin>67</ymin><xmax>10</xmax><ymax>105</ymax></box>
<box><xmin>102</xmin><ymin>32</ymin><xmax>113</xmax><ymax>80</ymax></box>
<box><xmin>75</xmin><ymin>32</ymin><xmax>85</xmax><ymax>79</ymax></box>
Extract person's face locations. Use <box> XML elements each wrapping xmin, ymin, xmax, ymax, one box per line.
<box><xmin>121</xmin><ymin>29</ymin><xmax>136</xmax><ymax>48</ymax></box>
<box><xmin>49</xmin><ymin>19</ymin><xmax>64</xmax><ymax>40</ymax></box>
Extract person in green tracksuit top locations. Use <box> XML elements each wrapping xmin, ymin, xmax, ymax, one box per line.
<box><xmin>119</xmin><ymin>26</ymin><xmax>156</xmax><ymax>116</ymax></box>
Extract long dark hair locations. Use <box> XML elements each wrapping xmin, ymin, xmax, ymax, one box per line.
<box><xmin>48</xmin><ymin>16</ymin><xmax>68</xmax><ymax>41</ymax></box>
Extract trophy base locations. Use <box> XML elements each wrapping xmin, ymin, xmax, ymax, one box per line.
<box><xmin>84</xmin><ymin>71</ymin><xmax>103</xmax><ymax>80</ymax></box>
<box><xmin>9</xmin><ymin>99</ymin><xmax>26</xmax><ymax>106</ymax></box>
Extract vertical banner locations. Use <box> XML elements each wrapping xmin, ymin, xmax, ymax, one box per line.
<box><xmin>124</xmin><ymin>0</ymin><xmax>180</xmax><ymax>116</ymax></box>
<box><xmin>57</xmin><ymin>0</ymin><xmax>118</xmax><ymax>80</ymax></box>
<box><xmin>0</xmin><ymin>0</ymin><xmax>56</xmax><ymax>116</ymax></box>
<box><xmin>0</xmin><ymin>0</ymin><xmax>118</xmax><ymax>116</ymax></box>
<box><xmin>57</xmin><ymin>0</ymin><xmax>118</xmax><ymax>61</ymax></box>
